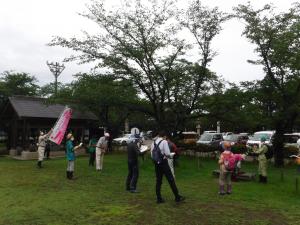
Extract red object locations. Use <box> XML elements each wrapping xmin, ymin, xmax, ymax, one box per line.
<box><xmin>169</xmin><ymin>141</ymin><xmax>180</xmax><ymax>155</ymax></box>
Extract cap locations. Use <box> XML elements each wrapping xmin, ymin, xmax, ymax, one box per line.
<box><xmin>104</xmin><ymin>133</ymin><xmax>110</xmax><ymax>137</ymax></box>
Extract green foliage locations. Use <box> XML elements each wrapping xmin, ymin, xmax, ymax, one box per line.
<box><xmin>231</xmin><ymin>144</ymin><xmax>249</xmax><ymax>154</ymax></box>
<box><xmin>48</xmin><ymin>73</ymin><xmax>147</xmax><ymax>134</ymax></box>
<box><xmin>175</xmin><ymin>141</ymin><xmax>219</xmax><ymax>152</ymax></box>
<box><xmin>234</xmin><ymin>2</ymin><xmax>300</xmax><ymax>166</ymax></box>
<box><xmin>49</xmin><ymin>0</ymin><xmax>226</xmax><ymax>130</ymax></box>
<box><xmin>38</xmin><ymin>82</ymin><xmax>65</xmax><ymax>97</ymax></box>
<box><xmin>0</xmin><ymin>71</ymin><xmax>39</xmax><ymax>107</ymax></box>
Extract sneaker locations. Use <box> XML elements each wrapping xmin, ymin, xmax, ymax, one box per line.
<box><xmin>219</xmin><ymin>192</ymin><xmax>226</xmax><ymax>195</ymax></box>
<box><xmin>226</xmin><ymin>191</ymin><xmax>232</xmax><ymax>195</ymax></box>
<box><xmin>175</xmin><ymin>196</ymin><xmax>185</xmax><ymax>203</ymax></box>
<box><xmin>130</xmin><ymin>190</ymin><xmax>139</xmax><ymax>193</ymax></box>
<box><xmin>157</xmin><ymin>198</ymin><xmax>165</xmax><ymax>204</ymax></box>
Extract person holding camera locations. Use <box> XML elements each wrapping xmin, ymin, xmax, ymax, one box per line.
<box><xmin>96</xmin><ymin>133</ymin><xmax>110</xmax><ymax>171</ymax></box>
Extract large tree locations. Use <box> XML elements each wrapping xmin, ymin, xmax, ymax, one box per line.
<box><xmin>0</xmin><ymin>71</ymin><xmax>39</xmax><ymax>107</ymax></box>
<box><xmin>49</xmin><ymin>0</ymin><xmax>226</xmax><ymax>130</ymax></box>
<box><xmin>50</xmin><ymin>73</ymin><xmax>144</xmax><ymax>134</ymax></box>
<box><xmin>234</xmin><ymin>3</ymin><xmax>300</xmax><ymax>166</ymax></box>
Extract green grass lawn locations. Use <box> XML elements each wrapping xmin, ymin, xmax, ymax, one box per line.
<box><xmin>0</xmin><ymin>153</ymin><xmax>300</xmax><ymax>225</ymax></box>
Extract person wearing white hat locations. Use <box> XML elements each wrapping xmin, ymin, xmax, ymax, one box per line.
<box><xmin>95</xmin><ymin>133</ymin><xmax>110</xmax><ymax>171</ymax></box>
<box><xmin>37</xmin><ymin>129</ymin><xmax>52</xmax><ymax>168</ymax></box>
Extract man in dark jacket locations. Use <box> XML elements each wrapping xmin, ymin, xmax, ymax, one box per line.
<box><xmin>151</xmin><ymin>131</ymin><xmax>185</xmax><ymax>203</ymax></box>
<box><xmin>126</xmin><ymin>134</ymin><xmax>141</xmax><ymax>193</ymax></box>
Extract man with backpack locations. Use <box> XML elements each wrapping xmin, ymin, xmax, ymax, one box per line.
<box><xmin>253</xmin><ymin>136</ymin><xmax>269</xmax><ymax>183</ymax></box>
<box><xmin>151</xmin><ymin>131</ymin><xmax>185</xmax><ymax>204</ymax></box>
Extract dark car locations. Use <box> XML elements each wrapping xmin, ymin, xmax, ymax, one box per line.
<box><xmin>196</xmin><ymin>133</ymin><xmax>223</xmax><ymax>148</ymax></box>
<box><xmin>224</xmin><ymin>134</ymin><xmax>249</xmax><ymax>146</ymax></box>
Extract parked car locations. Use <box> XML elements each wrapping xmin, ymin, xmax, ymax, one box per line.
<box><xmin>222</xmin><ymin>132</ymin><xmax>233</xmax><ymax>139</ymax></box>
<box><xmin>246</xmin><ymin>131</ymin><xmax>275</xmax><ymax>147</ymax></box>
<box><xmin>112</xmin><ymin>134</ymin><xmax>131</xmax><ymax>145</ymax></box>
<box><xmin>224</xmin><ymin>134</ymin><xmax>249</xmax><ymax>146</ymax></box>
<box><xmin>283</xmin><ymin>133</ymin><xmax>300</xmax><ymax>148</ymax></box>
<box><xmin>197</xmin><ymin>133</ymin><xmax>223</xmax><ymax>148</ymax></box>
<box><xmin>182</xmin><ymin>131</ymin><xmax>199</xmax><ymax>144</ymax></box>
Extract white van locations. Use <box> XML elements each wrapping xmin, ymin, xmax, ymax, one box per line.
<box><xmin>247</xmin><ymin>131</ymin><xmax>275</xmax><ymax>147</ymax></box>
<box><xmin>204</xmin><ymin>130</ymin><xmax>217</xmax><ymax>134</ymax></box>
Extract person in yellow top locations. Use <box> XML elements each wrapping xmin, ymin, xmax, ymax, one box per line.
<box><xmin>253</xmin><ymin>136</ymin><xmax>268</xmax><ymax>183</ymax></box>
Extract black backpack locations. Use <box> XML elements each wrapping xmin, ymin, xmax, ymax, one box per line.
<box><xmin>264</xmin><ymin>145</ymin><xmax>274</xmax><ymax>159</ymax></box>
<box><xmin>151</xmin><ymin>140</ymin><xmax>164</xmax><ymax>164</ymax></box>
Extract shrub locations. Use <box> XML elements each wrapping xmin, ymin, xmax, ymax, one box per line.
<box><xmin>231</xmin><ymin>144</ymin><xmax>249</xmax><ymax>154</ymax></box>
<box><xmin>175</xmin><ymin>141</ymin><xmax>219</xmax><ymax>153</ymax></box>
<box><xmin>195</xmin><ymin>144</ymin><xmax>219</xmax><ymax>152</ymax></box>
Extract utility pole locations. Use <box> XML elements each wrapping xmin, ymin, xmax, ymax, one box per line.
<box><xmin>46</xmin><ymin>61</ymin><xmax>65</xmax><ymax>96</ymax></box>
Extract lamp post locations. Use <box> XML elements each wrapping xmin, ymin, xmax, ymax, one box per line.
<box><xmin>46</xmin><ymin>61</ymin><xmax>65</xmax><ymax>96</ymax></box>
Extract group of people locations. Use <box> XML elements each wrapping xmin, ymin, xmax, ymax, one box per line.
<box><xmin>87</xmin><ymin>133</ymin><xmax>110</xmax><ymax>171</ymax></box>
<box><xmin>65</xmin><ymin>130</ymin><xmax>185</xmax><ymax>203</ymax></box>
<box><xmin>65</xmin><ymin>132</ymin><xmax>110</xmax><ymax>179</ymax></box>
<box><xmin>125</xmin><ymin>131</ymin><xmax>185</xmax><ymax>203</ymax></box>
<box><xmin>218</xmin><ymin>136</ymin><xmax>269</xmax><ymax>195</ymax></box>
<box><xmin>36</xmin><ymin>128</ymin><xmax>277</xmax><ymax>203</ymax></box>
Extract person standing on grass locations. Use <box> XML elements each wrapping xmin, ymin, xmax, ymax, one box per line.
<box><xmin>165</xmin><ymin>135</ymin><xmax>178</xmax><ymax>178</ymax></box>
<box><xmin>126</xmin><ymin>134</ymin><xmax>142</xmax><ymax>193</ymax></box>
<box><xmin>96</xmin><ymin>133</ymin><xmax>109</xmax><ymax>171</ymax></box>
<box><xmin>37</xmin><ymin>129</ymin><xmax>52</xmax><ymax>168</ymax></box>
<box><xmin>253</xmin><ymin>137</ymin><xmax>268</xmax><ymax>183</ymax></box>
<box><xmin>44</xmin><ymin>140</ymin><xmax>51</xmax><ymax>160</ymax></box>
<box><xmin>151</xmin><ymin>131</ymin><xmax>185</xmax><ymax>204</ymax></box>
<box><xmin>66</xmin><ymin>133</ymin><xmax>82</xmax><ymax>180</ymax></box>
<box><xmin>218</xmin><ymin>141</ymin><xmax>245</xmax><ymax>195</ymax></box>
<box><xmin>88</xmin><ymin>135</ymin><xmax>97</xmax><ymax>167</ymax></box>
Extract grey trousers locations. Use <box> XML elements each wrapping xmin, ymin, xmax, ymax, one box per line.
<box><xmin>219</xmin><ymin>170</ymin><xmax>232</xmax><ymax>186</ymax></box>
<box><xmin>67</xmin><ymin>160</ymin><xmax>75</xmax><ymax>172</ymax></box>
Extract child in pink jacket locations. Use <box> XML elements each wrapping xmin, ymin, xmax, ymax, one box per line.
<box><xmin>218</xmin><ymin>141</ymin><xmax>245</xmax><ymax>195</ymax></box>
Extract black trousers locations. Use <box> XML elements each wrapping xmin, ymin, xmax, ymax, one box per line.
<box><xmin>126</xmin><ymin>161</ymin><xmax>139</xmax><ymax>190</ymax></box>
<box><xmin>44</xmin><ymin>149</ymin><xmax>50</xmax><ymax>159</ymax></box>
<box><xmin>89</xmin><ymin>152</ymin><xmax>96</xmax><ymax>166</ymax></box>
<box><xmin>154</xmin><ymin>159</ymin><xmax>179</xmax><ymax>200</ymax></box>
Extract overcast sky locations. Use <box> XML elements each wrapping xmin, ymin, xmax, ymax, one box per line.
<box><xmin>0</xmin><ymin>0</ymin><xmax>296</xmax><ymax>85</ymax></box>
